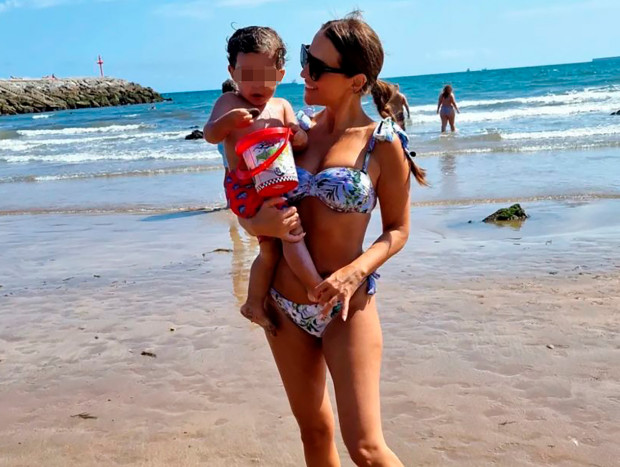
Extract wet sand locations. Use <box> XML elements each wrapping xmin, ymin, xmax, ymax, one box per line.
<box><xmin>1</xmin><ymin>201</ymin><xmax>619</xmax><ymax>466</ymax></box>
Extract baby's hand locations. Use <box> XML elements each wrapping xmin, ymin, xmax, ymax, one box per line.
<box><xmin>225</xmin><ymin>108</ymin><xmax>256</xmax><ymax>129</ymax></box>
<box><xmin>289</xmin><ymin>123</ymin><xmax>308</xmax><ymax>151</ymax></box>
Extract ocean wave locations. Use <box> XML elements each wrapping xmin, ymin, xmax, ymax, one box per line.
<box><xmin>0</xmin><ymin>165</ymin><xmax>223</xmax><ymax>184</ymax></box>
<box><xmin>502</xmin><ymin>124</ymin><xmax>620</xmax><ymax>140</ymax></box>
<box><xmin>419</xmin><ymin>139</ymin><xmax>620</xmax><ymax>157</ymax></box>
<box><xmin>0</xmin><ymin>205</ymin><xmax>228</xmax><ymax>217</ymax></box>
<box><xmin>410</xmin><ymin>102</ymin><xmax>609</xmax><ymax>124</ymax></box>
<box><xmin>0</xmin><ymin>130</ymin><xmax>204</xmax><ymax>151</ymax></box>
<box><xmin>0</xmin><ymin>139</ymin><xmax>31</xmax><ymax>151</ymax></box>
<box><xmin>32</xmin><ymin>114</ymin><xmax>52</xmax><ymax>119</ymax></box>
<box><xmin>0</xmin><ymin>149</ymin><xmax>222</xmax><ymax>164</ymax></box>
<box><xmin>17</xmin><ymin>123</ymin><xmax>152</xmax><ymax>137</ymax></box>
<box><xmin>413</xmin><ymin>86</ymin><xmax>620</xmax><ymax>113</ymax></box>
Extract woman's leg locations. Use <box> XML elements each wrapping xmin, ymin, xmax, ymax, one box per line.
<box><xmin>323</xmin><ymin>296</ymin><xmax>404</xmax><ymax>467</ymax></box>
<box><xmin>264</xmin><ymin>300</ymin><xmax>341</xmax><ymax>467</ymax></box>
<box><xmin>448</xmin><ymin>110</ymin><xmax>456</xmax><ymax>132</ymax></box>
<box><xmin>440</xmin><ymin>113</ymin><xmax>448</xmax><ymax>132</ymax></box>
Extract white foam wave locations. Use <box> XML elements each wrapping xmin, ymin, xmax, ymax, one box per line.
<box><xmin>413</xmin><ymin>86</ymin><xmax>620</xmax><ymax>113</ymax></box>
<box><xmin>0</xmin><ymin>130</ymin><xmax>196</xmax><ymax>151</ymax></box>
<box><xmin>32</xmin><ymin>114</ymin><xmax>52</xmax><ymax>119</ymax></box>
<box><xmin>420</xmin><ymin>139</ymin><xmax>620</xmax><ymax>157</ymax></box>
<box><xmin>1</xmin><ymin>149</ymin><xmax>221</xmax><ymax>164</ymax></box>
<box><xmin>503</xmin><ymin>124</ymin><xmax>620</xmax><ymax>140</ymax></box>
<box><xmin>0</xmin><ymin>139</ymin><xmax>31</xmax><ymax>151</ymax></box>
<box><xmin>17</xmin><ymin>123</ymin><xmax>151</xmax><ymax>137</ymax></box>
<box><xmin>410</xmin><ymin>102</ymin><xmax>607</xmax><ymax>124</ymax></box>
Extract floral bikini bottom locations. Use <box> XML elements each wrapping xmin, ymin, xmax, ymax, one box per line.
<box><xmin>268</xmin><ymin>272</ymin><xmax>380</xmax><ymax>338</ymax></box>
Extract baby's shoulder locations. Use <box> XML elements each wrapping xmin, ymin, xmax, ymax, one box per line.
<box><xmin>269</xmin><ymin>97</ymin><xmax>293</xmax><ymax>111</ymax></box>
<box><xmin>214</xmin><ymin>91</ymin><xmax>245</xmax><ymax>109</ymax></box>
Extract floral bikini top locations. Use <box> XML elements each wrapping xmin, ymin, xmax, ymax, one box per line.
<box><xmin>286</xmin><ymin>115</ymin><xmax>415</xmax><ymax>214</ymax></box>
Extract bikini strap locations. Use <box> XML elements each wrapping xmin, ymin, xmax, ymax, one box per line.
<box><xmin>364</xmin><ymin>118</ymin><xmax>417</xmax><ymax>174</ymax></box>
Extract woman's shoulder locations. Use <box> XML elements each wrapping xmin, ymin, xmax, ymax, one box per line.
<box><xmin>370</xmin><ymin>118</ymin><xmax>408</xmax><ymax>148</ymax></box>
<box><xmin>369</xmin><ymin>118</ymin><xmax>414</xmax><ymax>168</ymax></box>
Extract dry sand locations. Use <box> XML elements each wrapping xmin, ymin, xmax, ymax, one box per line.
<box><xmin>1</xmin><ymin>202</ymin><xmax>619</xmax><ymax>466</ymax></box>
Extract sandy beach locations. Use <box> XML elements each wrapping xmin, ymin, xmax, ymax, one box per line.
<box><xmin>1</xmin><ymin>200</ymin><xmax>619</xmax><ymax>466</ymax></box>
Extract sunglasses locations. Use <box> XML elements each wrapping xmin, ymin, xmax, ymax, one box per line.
<box><xmin>300</xmin><ymin>44</ymin><xmax>351</xmax><ymax>82</ymax></box>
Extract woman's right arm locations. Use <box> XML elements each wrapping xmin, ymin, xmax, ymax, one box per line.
<box><xmin>436</xmin><ymin>95</ymin><xmax>442</xmax><ymax>114</ymax></box>
<box><xmin>238</xmin><ymin>198</ymin><xmax>304</xmax><ymax>242</ymax></box>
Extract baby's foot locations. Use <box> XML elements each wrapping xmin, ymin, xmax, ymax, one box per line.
<box><xmin>240</xmin><ymin>300</ymin><xmax>276</xmax><ymax>336</ymax></box>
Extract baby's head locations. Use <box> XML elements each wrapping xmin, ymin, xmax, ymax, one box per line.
<box><xmin>227</xmin><ymin>26</ymin><xmax>286</xmax><ymax>107</ymax></box>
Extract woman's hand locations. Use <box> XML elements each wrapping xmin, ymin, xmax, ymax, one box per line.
<box><xmin>314</xmin><ymin>265</ymin><xmax>365</xmax><ymax>322</ymax></box>
<box><xmin>250</xmin><ymin>198</ymin><xmax>304</xmax><ymax>242</ymax></box>
<box><xmin>288</xmin><ymin>122</ymin><xmax>308</xmax><ymax>151</ymax></box>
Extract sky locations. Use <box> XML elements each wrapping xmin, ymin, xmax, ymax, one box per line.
<box><xmin>0</xmin><ymin>0</ymin><xmax>619</xmax><ymax>93</ymax></box>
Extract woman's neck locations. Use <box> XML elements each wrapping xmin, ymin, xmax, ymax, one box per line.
<box><xmin>322</xmin><ymin>94</ymin><xmax>371</xmax><ymax>134</ymax></box>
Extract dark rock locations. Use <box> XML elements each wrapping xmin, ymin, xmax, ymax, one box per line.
<box><xmin>185</xmin><ymin>130</ymin><xmax>204</xmax><ymax>140</ymax></box>
<box><xmin>483</xmin><ymin>203</ymin><xmax>529</xmax><ymax>223</ymax></box>
<box><xmin>611</xmin><ymin>110</ymin><xmax>620</xmax><ymax>116</ymax></box>
<box><xmin>0</xmin><ymin>77</ymin><xmax>165</xmax><ymax>115</ymax></box>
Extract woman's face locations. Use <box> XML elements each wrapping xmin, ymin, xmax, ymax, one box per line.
<box><xmin>301</xmin><ymin>32</ymin><xmax>352</xmax><ymax>107</ymax></box>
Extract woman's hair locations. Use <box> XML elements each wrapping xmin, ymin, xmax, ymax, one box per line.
<box><xmin>442</xmin><ymin>84</ymin><xmax>453</xmax><ymax>98</ymax></box>
<box><xmin>321</xmin><ymin>12</ymin><xmax>393</xmax><ymax>116</ymax></box>
<box><xmin>321</xmin><ymin>12</ymin><xmax>427</xmax><ymax>186</ymax></box>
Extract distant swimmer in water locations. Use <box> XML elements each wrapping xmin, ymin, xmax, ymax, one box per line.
<box><xmin>386</xmin><ymin>84</ymin><xmax>410</xmax><ymax>130</ymax></box>
<box><xmin>437</xmin><ymin>84</ymin><xmax>460</xmax><ymax>132</ymax></box>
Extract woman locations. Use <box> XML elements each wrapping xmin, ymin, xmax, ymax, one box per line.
<box><xmin>386</xmin><ymin>83</ymin><xmax>411</xmax><ymax>131</ymax></box>
<box><xmin>437</xmin><ymin>84</ymin><xmax>460</xmax><ymax>132</ymax></box>
<box><xmin>239</xmin><ymin>13</ymin><xmax>427</xmax><ymax>466</ymax></box>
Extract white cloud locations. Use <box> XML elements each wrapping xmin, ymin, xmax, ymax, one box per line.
<box><xmin>0</xmin><ymin>0</ymin><xmax>119</xmax><ymax>13</ymax></box>
<box><xmin>151</xmin><ymin>0</ymin><xmax>213</xmax><ymax>19</ymax></box>
<box><xmin>507</xmin><ymin>0</ymin><xmax>617</xmax><ymax>18</ymax></box>
<box><xmin>151</xmin><ymin>0</ymin><xmax>287</xmax><ymax>19</ymax></box>
<box><xmin>0</xmin><ymin>0</ymin><xmax>23</xmax><ymax>12</ymax></box>
<box><xmin>216</xmin><ymin>0</ymin><xmax>286</xmax><ymax>6</ymax></box>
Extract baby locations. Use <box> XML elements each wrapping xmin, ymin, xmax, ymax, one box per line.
<box><xmin>204</xmin><ymin>26</ymin><xmax>321</xmax><ymax>334</ymax></box>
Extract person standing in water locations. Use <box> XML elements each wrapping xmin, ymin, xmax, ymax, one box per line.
<box><xmin>437</xmin><ymin>84</ymin><xmax>460</xmax><ymax>132</ymax></box>
<box><xmin>385</xmin><ymin>84</ymin><xmax>410</xmax><ymax>130</ymax></box>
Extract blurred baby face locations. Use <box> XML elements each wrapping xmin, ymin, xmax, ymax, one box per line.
<box><xmin>229</xmin><ymin>52</ymin><xmax>285</xmax><ymax>107</ymax></box>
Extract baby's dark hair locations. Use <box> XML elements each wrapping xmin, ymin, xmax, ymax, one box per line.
<box><xmin>227</xmin><ymin>26</ymin><xmax>286</xmax><ymax>69</ymax></box>
<box><xmin>221</xmin><ymin>79</ymin><xmax>238</xmax><ymax>93</ymax></box>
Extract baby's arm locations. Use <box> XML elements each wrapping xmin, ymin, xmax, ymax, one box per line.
<box><xmin>203</xmin><ymin>93</ymin><xmax>254</xmax><ymax>144</ymax></box>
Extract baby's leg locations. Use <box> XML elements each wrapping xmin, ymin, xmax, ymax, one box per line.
<box><xmin>282</xmin><ymin>225</ymin><xmax>323</xmax><ymax>302</ymax></box>
<box><xmin>240</xmin><ymin>238</ymin><xmax>279</xmax><ymax>335</ymax></box>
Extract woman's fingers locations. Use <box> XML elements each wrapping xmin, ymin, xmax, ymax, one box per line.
<box><xmin>321</xmin><ymin>295</ymin><xmax>339</xmax><ymax>317</ymax></box>
<box><xmin>340</xmin><ymin>296</ymin><xmax>350</xmax><ymax>322</ymax></box>
<box><xmin>263</xmin><ymin>197</ymin><xmax>286</xmax><ymax>208</ymax></box>
<box><xmin>282</xmin><ymin>230</ymin><xmax>305</xmax><ymax>243</ymax></box>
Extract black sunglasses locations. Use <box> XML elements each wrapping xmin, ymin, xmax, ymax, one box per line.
<box><xmin>300</xmin><ymin>44</ymin><xmax>350</xmax><ymax>82</ymax></box>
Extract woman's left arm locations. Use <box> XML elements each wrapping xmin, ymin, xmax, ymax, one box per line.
<box><xmin>315</xmin><ymin>138</ymin><xmax>411</xmax><ymax>319</ymax></box>
<box><xmin>451</xmin><ymin>94</ymin><xmax>460</xmax><ymax>113</ymax></box>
